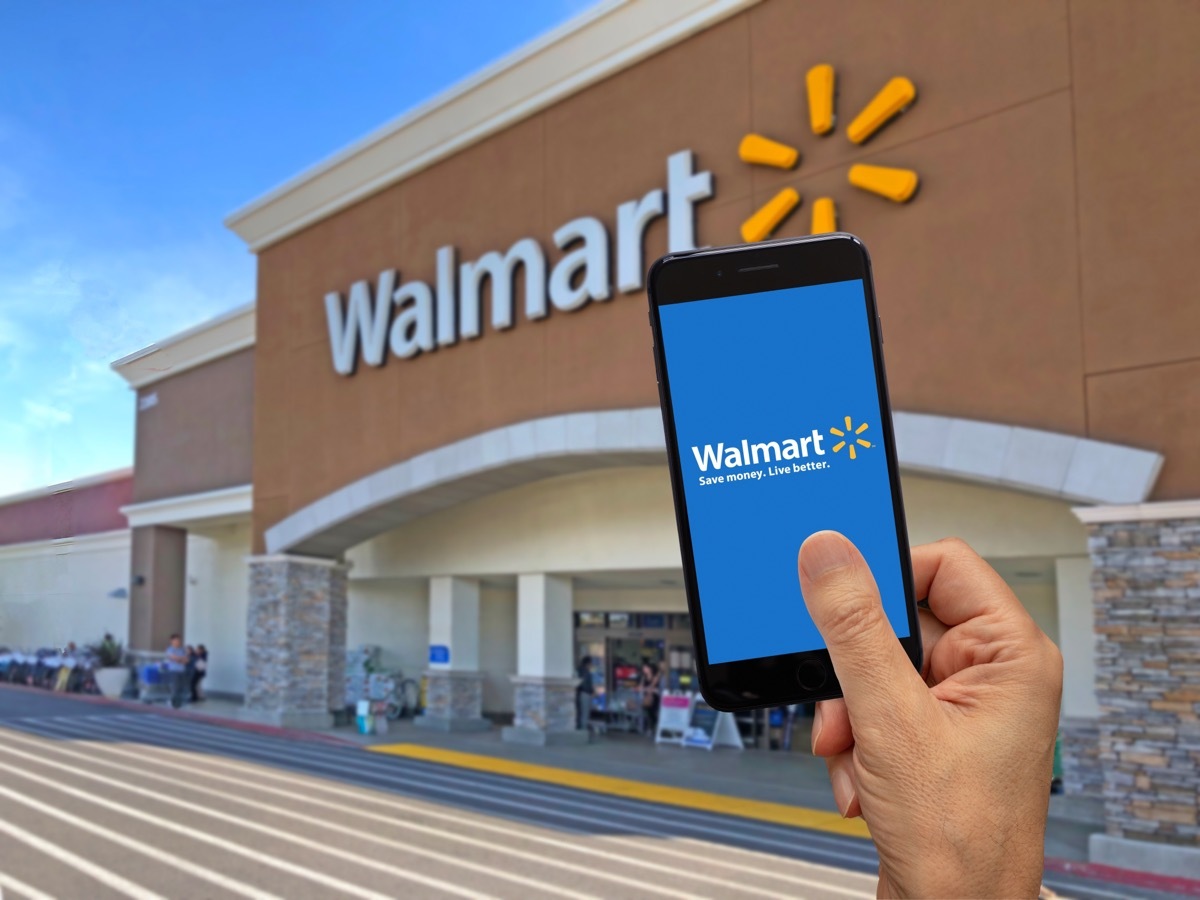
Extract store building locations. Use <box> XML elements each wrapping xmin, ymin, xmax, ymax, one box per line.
<box><xmin>2</xmin><ymin>0</ymin><xmax>1198</xmax><ymax>876</ymax></box>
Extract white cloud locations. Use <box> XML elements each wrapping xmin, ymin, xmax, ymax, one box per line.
<box><xmin>22</xmin><ymin>399</ymin><xmax>72</xmax><ymax>427</ymax></box>
<box><xmin>0</xmin><ymin>235</ymin><xmax>253</xmax><ymax>492</ymax></box>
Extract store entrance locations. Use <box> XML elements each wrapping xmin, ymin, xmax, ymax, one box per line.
<box><xmin>574</xmin><ymin>612</ymin><xmax>695</xmax><ymax>734</ymax></box>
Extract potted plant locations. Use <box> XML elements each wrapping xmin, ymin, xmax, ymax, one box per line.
<box><xmin>91</xmin><ymin>634</ymin><xmax>127</xmax><ymax>699</ymax></box>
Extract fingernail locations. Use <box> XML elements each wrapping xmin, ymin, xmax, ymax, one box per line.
<box><xmin>810</xmin><ymin>703</ymin><xmax>823</xmax><ymax>754</ymax></box>
<box><xmin>831</xmin><ymin>766</ymin><xmax>856</xmax><ymax>818</ymax></box>
<box><xmin>800</xmin><ymin>531</ymin><xmax>854</xmax><ymax>581</ymax></box>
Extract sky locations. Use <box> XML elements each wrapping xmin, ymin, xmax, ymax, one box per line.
<box><xmin>0</xmin><ymin>0</ymin><xmax>596</xmax><ymax>497</ymax></box>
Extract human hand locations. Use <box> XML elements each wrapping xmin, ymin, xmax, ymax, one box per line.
<box><xmin>798</xmin><ymin>532</ymin><xmax>1062</xmax><ymax>899</ymax></box>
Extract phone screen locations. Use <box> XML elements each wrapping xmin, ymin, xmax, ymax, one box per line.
<box><xmin>657</xmin><ymin>277</ymin><xmax>910</xmax><ymax>665</ymax></box>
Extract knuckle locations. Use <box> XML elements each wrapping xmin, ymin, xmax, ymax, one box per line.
<box><xmin>937</xmin><ymin>536</ymin><xmax>978</xmax><ymax>562</ymax></box>
<box><xmin>818</xmin><ymin>591</ymin><xmax>882</xmax><ymax>645</ymax></box>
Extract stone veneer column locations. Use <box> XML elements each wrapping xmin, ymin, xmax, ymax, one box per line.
<box><xmin>245</xmin><ymin>555</ymin><xmax>347</xmax><ymax>730</ymax></box>
<box><xmin>503</xmin><ymin>573</ymin><xmax>584</xmax><ymax>746</ymax></box>
<box><xmin>1079</xmin><ymin>507</ymin><xmax>1200</xmax><ymax>879</ymax></box>
<box><xmin>415</xmin><ymin>576</ymin><xmax>489</xmax><ymax>732</ymax></box>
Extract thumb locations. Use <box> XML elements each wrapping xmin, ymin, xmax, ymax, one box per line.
<box><xmin>798</xmin><ymin>531</ymin><xmax>924</xmax><ymax>723</ymax></box>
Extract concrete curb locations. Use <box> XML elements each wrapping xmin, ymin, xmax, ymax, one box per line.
<box><xmin>1044</xmin><ymin>856</ymin><xmax>1200</xmax><ymax>897</ymax></box>
<box><xmin>0</xmin><ymin>683</ymin><xmax>360</xmax><ymax>748</ymax></box>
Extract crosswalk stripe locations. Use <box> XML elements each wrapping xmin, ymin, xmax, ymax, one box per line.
<box><xmin>51</xmin><ymin>713</ymin><xmax>879</xmax><ymax>889</ymax></box>
<box><xmin>18</xmin><ymin>719</ymin><xmax>841</xmax><ymax>900</ymax></box>
<box><xmin>0</xmin><ymin>866</ymin><xmax>68</xmax><ymax>900</ymax></box>
<box><xmin>0</xmin><ymin>798</ymin><xmax>167</xmax><ymax>900</ymax></box>
<box><xmin>0</xmin><ymin>750</ymin><xmax>416</xmax><ymax>900</ymax></box>
<box><xmin>111</xmin><ymin>711</ymin><xmax>878</xmax><ymax>864</ymax></box>
<box><xmin>0</xmin><ymin>726</ymin><xmax>629</xmax><ymax>900</ymax></box>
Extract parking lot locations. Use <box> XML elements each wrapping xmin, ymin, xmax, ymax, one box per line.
<box><xmin>0</xmin><ymin>689</ymin><xmax>1176</xmax><ymax>900</ymax></box>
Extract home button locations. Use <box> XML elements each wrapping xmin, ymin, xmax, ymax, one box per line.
<box><xmin>796</xmin><ymin>660</ymin><xmax>828</xmax><ymax>691</ymax></box>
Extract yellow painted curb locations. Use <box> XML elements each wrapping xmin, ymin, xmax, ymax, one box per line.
<box><xmin>369</xmin><ymin>742</ymin><xmax>872</xmax><ymax>839</ymax></box>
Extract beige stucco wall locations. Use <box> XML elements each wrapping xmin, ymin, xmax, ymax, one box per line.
<box><xmin>345</xmin><ymin>578</ymin><xmax>515</xmax><ymax>714</ymax></box>
<box><xmin>348</xmin><ymin>466</ymin><xmax>1087</xmax><ymax>579</ymax></box>
<box><xmin>185</xmin><ymin>521</ymin><xmax>252</xmax><ymax>695</ymax></box>
<box><xmin>0</xmin><ymin>532</ymin><xmax>131</xmax><ymax>649</ymax></box>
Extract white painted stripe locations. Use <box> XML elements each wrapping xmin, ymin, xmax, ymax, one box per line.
<box><xmin>0</xmin><ymin>869</ymin><xmax>61</xmax><ymax>900</ymax></box>
<box><xmin>54</xmin><ymin>714</ymin><xmax>876</xmax><ymax>895</ymax></box>
<box><xmin>117</xmin><ymin>713</ymin><xmax>872</xmax><ymax>857</ymax></box>
<box><xmin>0</xmin><ymin>753</ymin><xmax>414</xmax><ymax>900</ymax></box>
<box><xmin>0</xmin><ymin>801</ymin><xmax>165</xmax><ymax>900</ymax></box>
<box><xmin>19</xmin><ymin>722</ymin><xmax>798</xmax><ymax>900</ymax></box>
<box><xmin>104</xmin><ymin>713</ymin><xmax>879</xmax><ymax>882</ymax></box>
<box><xmin>134</xmin><ymin>714</ymin><xmax>878</xmax><ymax>870</ymax></box>
<box><xmin>0</xmin><ymin>727</ymin><xmax>615</xmax><ymax>900</ymax></box>
<box><xmin>0</xmin><ymin>780</ymin><xmax>279</xmax><ymax>900</ymax></box>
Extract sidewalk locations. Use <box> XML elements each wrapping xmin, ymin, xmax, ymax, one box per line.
<box><xmin>180</xmin><ymin>698</ymin><xmax>1100</xmax><ymax>863</ymax></box>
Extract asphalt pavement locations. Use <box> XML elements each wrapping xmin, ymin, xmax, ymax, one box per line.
<box><xmin>0</xmin><ymin>689</ymin><xmax>1182</xmax><ymax>900</ymax></box>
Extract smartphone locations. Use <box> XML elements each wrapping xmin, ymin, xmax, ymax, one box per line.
<box><xmin>647</xmin><ymin>233</ymin><xmax>921</xmax><ymax>711</ymax></box>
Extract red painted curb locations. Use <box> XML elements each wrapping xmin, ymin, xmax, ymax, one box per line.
<box><xmin>0</xmin><ymin>682</ymin><xmax>359</xmax><ymax>748</ymax></box>
<box><xmin>1045</xmin><ymin>856</ymin><xmax>1200</xmax><ymax>897</ymax></box>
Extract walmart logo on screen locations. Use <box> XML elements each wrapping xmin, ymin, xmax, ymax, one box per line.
<box><xmin>690</xmin><ymin>417</ymin><xmax>871</xmax><ymax>487</ymax></box>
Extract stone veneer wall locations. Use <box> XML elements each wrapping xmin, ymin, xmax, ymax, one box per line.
<box><xmin>1088</xmin><ymin>519</ymin><xmax>1200</xmax><ymax>846</ymax></box>
<box><xmin>513</xmin><ymin>676</ymin><xmax>578</xmax><ymax>733</ymax></box>
<box><xmin>423</xmin><ymin>670</ymin><xmax>484</xmax><ymax>720</ymax></box>
<box><xmin>1061</xmin><ymin>716</ymin><xmax>1103</xmax><ymax>798</ymax></box>
<box><xmin>245</xmin><ymin>557</ymin><xmax>348</xmax><ymax>725</ymax></box>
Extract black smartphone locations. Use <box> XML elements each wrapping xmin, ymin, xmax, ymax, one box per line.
<box><xmin>647</xmin><ymin>233</ymin><xmax>920</xmax><ymax>711</ymax></box>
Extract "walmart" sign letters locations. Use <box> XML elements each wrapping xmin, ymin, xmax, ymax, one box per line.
<box><xmin>324</xmin><ymin>150</ymin><xmax>713</xmax><ymax>376</ymax></box>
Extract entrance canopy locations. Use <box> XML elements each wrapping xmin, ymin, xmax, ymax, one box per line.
<box><xmin>265</xmin><ymin>407</ymin><xmax>1162</xmax><ymax>559</ymax></box>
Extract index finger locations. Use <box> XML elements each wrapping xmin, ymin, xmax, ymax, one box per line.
<box><xmin>910</xmin><ymin>538</ymin><xmax>1029</xmax><ymax>628</ymax></box>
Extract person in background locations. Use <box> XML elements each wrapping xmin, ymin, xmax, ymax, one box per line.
<box><xmin>576</xmin><ymin>656</ymin><xmax>594</xmax><ymax>731</ymax></box>
<box><xmin>190</xmin><ymin>644</ymin><xmax>208</xmax><ymax>703</ymax></box>
<box><xmin>640</xmin><ymin>661</ymin><xmax>661</xmax><ymax>733</ymax></box>
<box><xmin>163</xmin><ymin>634</ymin><xmax>189</xmax><ymax>708</ymax></box>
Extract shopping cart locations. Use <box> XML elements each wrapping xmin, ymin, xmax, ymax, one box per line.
<box><xmin>138</xmin><ymin>664</ymin><xmax>176</xmax><ymax>706</ymax></box>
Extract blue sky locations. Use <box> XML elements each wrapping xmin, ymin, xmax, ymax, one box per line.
<box><xmin>0</xmin><ymin>0</ymin><xmax>594</xmax><ymax>496</ymax></box>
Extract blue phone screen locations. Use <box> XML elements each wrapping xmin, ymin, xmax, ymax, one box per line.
<box><xmin>658</xmin><ymin>279</ymin><xmax>910</xmax><ymax>665</ymax></box>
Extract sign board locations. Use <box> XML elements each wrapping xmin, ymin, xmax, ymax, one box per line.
<box><xmin>324</xmin><ymin>150</ymin><xmax>713</xmax><ymax>375</ymax></box>
<box><xmin>428</xmin><ymin>645</ymin><xmax>450</xmax><ymax>665</ymax></box>
<box><xmin>683</xmin><ymin>699</ymin><xmax>744</xmax><ymax>751</ymax></box>
<box><xmin>655</xmin><ymin>692</ymin><xmax>692</xmax><ymax>745</ymax></box>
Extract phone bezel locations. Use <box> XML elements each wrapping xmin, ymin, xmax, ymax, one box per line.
<box><xmin>647</xmin><ymin>233</ymin><xmax>922</xmax><ymax>711</ymax></box>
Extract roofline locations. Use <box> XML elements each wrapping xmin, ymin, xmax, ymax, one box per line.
<box><xmin>0</xmin><ymin>468</ymin><xmax>134</xmax><ymax>510</ymax></box>
<box><xmin>111</xmin><ymin>301</ymin><xmax>256</xmax><ymax>390</ymax></box>
<box><xmin>224</xmin><ymin>0</ymin><xmax>760</xmax><ymax>253</ymax></box>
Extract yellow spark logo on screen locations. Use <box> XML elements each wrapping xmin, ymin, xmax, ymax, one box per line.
<box><xmin>738</xmin><ymin>66</ymin><xmax>920</xmax><ymax>242</ymax></box>
<box><xmin>830</xmin><ymin>416</ymin><xmax>872</xmax><ymax>461</ymax></box>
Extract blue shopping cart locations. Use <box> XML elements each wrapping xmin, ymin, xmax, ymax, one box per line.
<box><xmin>138</xmin><ymin>664</ymin><xmax>175</xmax><ymax>706</ymax></box>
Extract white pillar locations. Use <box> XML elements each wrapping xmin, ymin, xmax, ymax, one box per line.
<box><xmin>504</xmin><ymin>573</ymin><xmax>584</xmax><ymax>745</ymax></box>
<box><xmin>1056</xmin><ymin>557</ymin><xmax>1100</xmax><ymax>719</ymax></box>
<box><xmin>428</xmin><ymin>576</ymin><xmax>480</xmax><ymax>671</ymax></box>
<box><xmin>1055</xmin><ymin>555</ymin><xmax>1101</xmax><ymax>800</ymax></box>
<box><xmin>416</xmin><ymin>576</ymin><xmax>488</xmax><ymax>731</ymax></box>
<box><xmin>516</xmin><ymin>574</ymin><xmax>574</xmax><ymax>678</ymax></box>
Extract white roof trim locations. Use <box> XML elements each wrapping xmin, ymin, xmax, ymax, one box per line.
<box><xmin>111</xmin><ymin>301</ymin><xmax>255</xmax><ymax>390</ymax></box>
<box><xmin>0</xmin><ymin>529</ymin><xmax>130</xmax><ymax>560</ymax></box>
<box><xmin>0</xmin><ymin>468</ymin><xmax>133</xmax><ymax>509</ymax></box>
<box><xmin>225</xmin><ymin>0</ymin><xmax>761</xmax><ymax>252</ymax></box>
<box><xmin>1073</xmin><ymin>499</ymin><xmax>1200</xmax><ymax>525</ymax></box>
<box><xmin>264</xmin><ymin>408</ymin><xmax>1164</xmax><ymax>558</ymax></box>
<box><xmin>890</xmin><ymin>412</ymin><xmax>1163</xmax><ymax>507</ymax></box>
<box><xmin>121</xmin><ymin>484</ymin><xmax>252</xmax><ymax>529</ymax></box>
